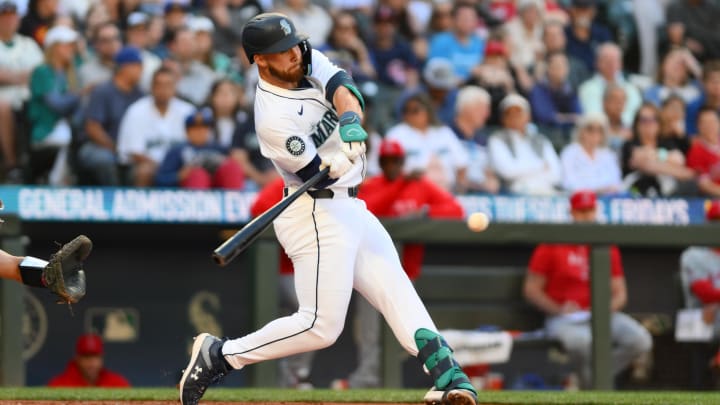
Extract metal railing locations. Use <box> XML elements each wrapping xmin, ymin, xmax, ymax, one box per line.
<box><xmin>247</xmin><ymin>220</ymin><xmax>720</xmax><ymax>389</ymax></box>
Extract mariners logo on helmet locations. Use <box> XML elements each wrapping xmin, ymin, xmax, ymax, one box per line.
<box><xmin>280</xmin><ymin>19</ymin><xmax>291</xmax><ymax>35</ymax></box>
<box><xmin>286</xmin><ymin>136</ymin><xmax>306</xmax><ymax>156</ymax></box>
<box><xmin>242</xmin><ymin>13</ymin><xmax>309</xmax><ymax>64</ymax></box>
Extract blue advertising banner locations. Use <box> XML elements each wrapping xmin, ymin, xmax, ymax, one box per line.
<box><xmin>0</xmin><ymin>186</ymin><xmax>712</xmax><ymax>225</ymax></box>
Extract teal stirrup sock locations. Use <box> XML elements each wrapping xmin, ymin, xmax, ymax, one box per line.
<box><xmin>414</xmin><ymin>328</ymin><xmax>477</xmax><ymax>394</ymax></box>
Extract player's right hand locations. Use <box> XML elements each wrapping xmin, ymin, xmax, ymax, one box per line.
<box><xmin>341</xmin><ymin>141</ymin><xmax>366</xmax><ymax>162</ymax></box>
<box><xmin>320</xmin><ymin>152</ymin><xmax>353</xmax><ymax>179</ymax></box>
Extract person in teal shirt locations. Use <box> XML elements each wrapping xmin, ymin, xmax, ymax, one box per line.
<box><xmin>27</xmin><ymin>25</ymin><xmax>83</xmax><ymax>185</ymax></box>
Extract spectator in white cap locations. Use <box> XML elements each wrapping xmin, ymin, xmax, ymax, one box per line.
<box><xmin>126</xmin><ymin>12</ymin><xmax>162</xmax><ymax>92</ymax></box>
<box><xmin>79</xmin><ymin>22</ymin><xmax>122</xmax><ymax>89</ymax></box>
<box><xmin>26</xmin><ymin>24</ymin><xmax>82</xmax><ymax>185</ymax></box>
<box><xmin>488</xmin><ymin>93</ymin><xmax>562</xmax><ymax>195</ymax></box>
<box><xmin>190</xmin><ymin>15</ymin><xmax>241</xmax><ymax>84</ymax></box>
<box><xmin>0</xmin><ymin>0</ymin><xmax>44</xmax><ymax>183</ymax></box>
<box><xmin>422</xmin><ymin>58</ymin><xmax>460</xmax><ymax>126</ymax></box>
<box><xmin>560</xmin><ymin>112</ymin><xmax>624</xmax><ymax>194</ymax></box>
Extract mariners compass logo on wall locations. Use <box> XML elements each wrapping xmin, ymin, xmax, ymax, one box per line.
<box><xmin>286</xmin><ymin>136</ymin><xmax>306</xmax><ymax>156</ymax></box>
<box><xmin>280</xmin><ymin>19</ymin><xmax>292</xmax><ymax>35</ymax></box>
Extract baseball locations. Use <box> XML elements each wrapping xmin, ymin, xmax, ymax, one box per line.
<box><xmin>467</xmin><ymin>212</ymin><xmax>490</xmax><ymax>232</ymax></box>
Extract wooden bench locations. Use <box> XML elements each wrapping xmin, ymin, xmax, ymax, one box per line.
<box><xmin>381</xmin><ymin>264</ymin><xmax>562</xmax><ymax>387</ymax></box>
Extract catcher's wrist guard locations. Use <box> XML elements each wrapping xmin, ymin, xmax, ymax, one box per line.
<box><xmin>19</xmin><ymin>256</ymin><xmax>50</xmax><ymax>287</ymax></box>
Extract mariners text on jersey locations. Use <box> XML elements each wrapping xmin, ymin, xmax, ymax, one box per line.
<box><xmin>311</xmin><ymin>110</ymin><xmax>338</xmax><ymax>148</ymax></box>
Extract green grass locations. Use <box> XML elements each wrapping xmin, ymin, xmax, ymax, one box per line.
<box><xmin>0</xmin><ymin>388</ymin><xmax>719</xmax><ymax>404</ymax></box>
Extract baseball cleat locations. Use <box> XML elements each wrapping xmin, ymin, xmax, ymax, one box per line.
<box><xmin>179</xmin><ymin>333</ymin><xmax>230</xmax><ymax>405</ymax></box>
<box><xmin>424</xmin><ymin>387</ymin><xmax>478</xmax><ymax>405</ymax></box>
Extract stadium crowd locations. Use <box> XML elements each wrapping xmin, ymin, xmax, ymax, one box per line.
<box><xmin>0</xmin><ymin>0</ymin><xmax>718</xmax><ymax>198</ymax></box>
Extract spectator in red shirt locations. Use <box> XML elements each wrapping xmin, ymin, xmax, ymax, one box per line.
<box><xmin>523</xmin><ymin>190</ymin><xmax>652</xmax><ymax>388</ymax></box>
<box><xmin>686</xmin><ymin>107</ymin><xmax>720</xmax><ymax>197</ymax></box>
<box><xmin>48</xmin><ymin>334</ymin><xmax>130</xmax><ymax>387</ymax></box>
<box><xmin>358</xmin><ymin>139</ymin><xmax>465</xmax><ymax>279</ymax></box>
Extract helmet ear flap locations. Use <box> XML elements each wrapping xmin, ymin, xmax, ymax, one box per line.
<box><xmin>299</xmin><ymin>39</ymin><xmax>312</xmax><ymax>75</ymax></box>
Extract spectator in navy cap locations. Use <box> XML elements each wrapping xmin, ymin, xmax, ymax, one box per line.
<box><xmin>564</xmin><ymin>0</ymin><xmax>613</xmax><ymax>73</ymax></box>
<box><xmin>164</xmin><ymin>1</ymin><xmax>190</xmax><ymax>32</ymax></box>
<box><xmin>156</xmin><ymin>108</ymin><xmax>245</xmax><ymax>189</ymax></box>
<box><xmin>77</xmin><ymin>46</ymin><xmax>145</xmax><ymax>185</ymax></box>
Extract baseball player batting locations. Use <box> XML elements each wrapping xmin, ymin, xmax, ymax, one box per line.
<box><xmin>179</xmin><ymin>13</ymin><xmax>478</xmax><ymax>405</ymax></box>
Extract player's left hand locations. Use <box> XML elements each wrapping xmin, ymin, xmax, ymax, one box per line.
<box><xmin>341</xmin><ymin>141</ymin><xmax>366</xmax><ymax>162</ymax></box>
<box><xmin>338</xmin><ymin>111</ymin><xmax>367</xmax><ymax>143</ymax></box>
<box><xmin>320</xmin><ymin>151</ymin><xmax>353</xmax><ymax>179</ymax></box>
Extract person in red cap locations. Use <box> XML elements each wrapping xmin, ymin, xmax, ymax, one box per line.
<box><xmin>48</xmin><ymin>333</ymin><xmax>130</xmax><ymax>387</ymax></box>
<box><xmin>680</xmin><ymin>200</ymin><xmax>720</xmax><ymax>356</ymax></box>
<box><xmin>523</xmin><ymin>190</ymin><xmax>652</xmax><ymax>389</ymax></box>
<box><xmin>359</xmin><ymin>139</ymin><xmax>465</xmax><ymax>274</ymax></box>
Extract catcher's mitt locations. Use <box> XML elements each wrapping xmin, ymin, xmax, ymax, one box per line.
<box><xmin>43</xmin><ymin>235</ymin><xmax>92</xmax><ymax>304</ymax></box>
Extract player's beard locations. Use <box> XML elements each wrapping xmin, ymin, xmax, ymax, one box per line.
<box><xmin>269</xmin><ymin>63</ymin><xmax>304</xmax><ymax>85</ymax></box>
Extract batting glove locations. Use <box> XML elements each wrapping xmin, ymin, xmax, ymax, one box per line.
<box><xmin>338</xmin><ymin>111</ymin><xmax>367</xmax><ymax>142</ymax></box>
<box><xmin>341</xmin><ymin>140</ymin><xmax>366</xmax><ymax>162</ymax></box>
<box><xmin>320</xmin><ymin>151</ymin><xmax>353</xmax><ymax>179</ymax></box>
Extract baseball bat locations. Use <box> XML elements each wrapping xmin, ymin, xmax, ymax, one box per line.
<box><xmin>212</xmin><ymin>166</ymin><xmax>330</xmax><ymax>266</ymax></box>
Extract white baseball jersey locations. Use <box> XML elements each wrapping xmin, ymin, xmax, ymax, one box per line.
<box><xmin>221</xmin><ymin>48</ymin><xmax>438</xmax><ymax>373</ymax></box>
<box><xmin>254</xmin><ymin>49</ymin><xmax>366</xmax><ymax>189</ymax></box>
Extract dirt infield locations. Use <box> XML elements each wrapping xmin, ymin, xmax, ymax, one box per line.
<box><xmin>1</xmin><ymin>402</ymin><xmax>423</xmax><ymax>405</ymax></box>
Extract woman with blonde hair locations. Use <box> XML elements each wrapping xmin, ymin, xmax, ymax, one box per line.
<box><xmin>26</xmin><ymin>25</ymin><xmax>84</xmax><ymax>185</ymax></box>
<box><xmin>560</xmin><ymin>112</ymin><xmax>624</xmax><ymax>194</ymax></box>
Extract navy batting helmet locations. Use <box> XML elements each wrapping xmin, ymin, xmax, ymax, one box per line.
<box><xmin>242</xmin><ymin>13</ymin><xmax>308</xmax><ymax>64</ymax></box>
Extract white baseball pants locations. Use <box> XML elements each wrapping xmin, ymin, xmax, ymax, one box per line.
<box><xmin>222</xmin><ymin>192</ymin><xmax>436</xmax><ymax>369</ymax></box>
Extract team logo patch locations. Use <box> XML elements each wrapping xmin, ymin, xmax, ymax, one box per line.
<box><xmin>280</xmin><ymin>19</ymin><xmax>292</xmax><ymax>36</ymax></box>
<box><xmin>286</xmin><ymin>136</ymin><xmax>305</xmax><ymax>156</ymax></box>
